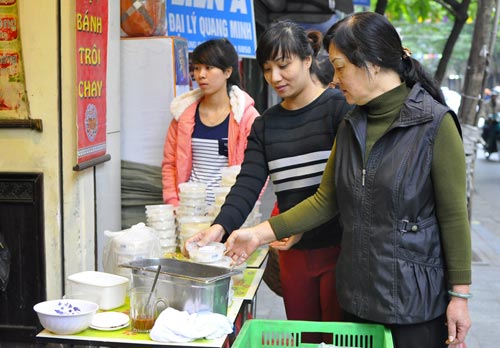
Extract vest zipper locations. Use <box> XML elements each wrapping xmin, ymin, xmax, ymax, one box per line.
<box><xmin>362</xmin><ymin>168</ymin><xmax>366</xmax><ymax>186</ymax></box>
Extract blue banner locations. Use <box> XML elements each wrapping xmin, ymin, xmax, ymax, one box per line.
<box><xmin>353</xmin><ymin>0</ymin><xmax>370</xmax><ymax>6</ymax></box>
<box><xmin>166</xmin><ymin>0</ymin><xmax>257</xmax><ymax>58</ymax></box>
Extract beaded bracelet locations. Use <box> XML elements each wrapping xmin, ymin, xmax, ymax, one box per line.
<box><xmin>448</xmin><ymin>290</ymin><xmax>473</xmax><ymax>299</ymax></box>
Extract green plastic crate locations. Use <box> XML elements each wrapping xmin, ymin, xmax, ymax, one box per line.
<box><xmin>231</xmin><ymin>319</ymin><xmax>394</xmax><ymax>348</ymax></box>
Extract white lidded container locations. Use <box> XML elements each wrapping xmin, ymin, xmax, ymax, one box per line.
<box><xmin>67</xmin><ymin>271</ymin><xmax>129</xmax><ymax>310</ymax></box>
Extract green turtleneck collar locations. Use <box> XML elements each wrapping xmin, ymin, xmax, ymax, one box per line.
<box><xmin>364</xmin><ymin>83</ymin><xmax>410</xmax><ymax>160</ymax></box>
<box><xmin>365</xmin><ymin>82</ymin><xmax>410</xmax><ymax>118</ymax></box>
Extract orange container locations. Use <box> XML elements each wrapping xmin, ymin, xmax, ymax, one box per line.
<box><xmin>120</xmin><ymin>0</ymin><xmax>166</xmax><ymax>37</ymax></box>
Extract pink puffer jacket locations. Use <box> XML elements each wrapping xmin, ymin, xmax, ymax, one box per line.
<box><xmin>161</xmin><ymin>86</ymin><xmax>260</xmax><ymax>206</ymax></box>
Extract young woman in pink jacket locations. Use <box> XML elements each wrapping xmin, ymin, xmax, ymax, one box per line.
<box><xmin>161</xmin><ymin>38</ymin><xmax>260</xmax><ymax>206</ymax></box>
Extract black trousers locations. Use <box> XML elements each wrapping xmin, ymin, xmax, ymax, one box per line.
<box><xmin>343</xmin><ymin>311</ymin><xmax>448</xmax><ymax>348</ymax></box>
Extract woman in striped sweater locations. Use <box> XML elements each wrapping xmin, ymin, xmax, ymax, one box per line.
<box><xmin>186</xmin><ymin>21</ymin><xmax>352</xmax><ymax>338</ymax></box>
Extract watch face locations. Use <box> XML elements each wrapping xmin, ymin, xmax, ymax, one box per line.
<box><xmin>84</xmin><ymin>103</ymin><xmax>98</xmax><ymax>142</ymax></box>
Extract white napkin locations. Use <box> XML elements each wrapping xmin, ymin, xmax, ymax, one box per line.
<box><xmin>149</xmin><ymin>307</ymin><xmax>233</xmax><ymax>343</ymax></box>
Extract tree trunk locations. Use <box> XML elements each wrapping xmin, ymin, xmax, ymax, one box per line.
<box><xmin>374</xmin><ymin>0</ymin><xmax>387</xmax><ymax>14</ymax></box>
<box><xmin>434</xmin><ymin>0</ymin><xmax>471</xmax><ymax>84</ymax></box>
<box><xmin>458</xmin><ymin>0</ymin><xmax>495</xmax><ymax>125</ymax></box>
<box><xmin>475</xmin><ymin>0</ymin><xmax>500</xmax><ymax>123</ymax></box>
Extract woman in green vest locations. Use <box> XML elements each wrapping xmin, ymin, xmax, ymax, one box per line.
<box><xmin>224</xmin><ymin>12</ymin><xmax>471</xmax><ymax>348</ymax></box>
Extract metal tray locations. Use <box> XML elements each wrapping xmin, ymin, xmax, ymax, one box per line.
<box><xmin>119</xmin><ymin>258</ymin><xmax>241</xmax><ymax>284</ymax></box>
<box><xmin>120</xmin><ymin>258</ymin><xmax>241</xmax><ymax>314</ymax></box>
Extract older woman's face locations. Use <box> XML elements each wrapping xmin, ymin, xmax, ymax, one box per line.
<box><xmin>329</xmin><ymin>42</ymin><xmax>379</xmax><ymax>105</ymax></box>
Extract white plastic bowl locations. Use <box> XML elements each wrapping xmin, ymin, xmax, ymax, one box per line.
<box><xmin>145</xmin><ymin>204</ymin><xmax>175</xmax><ymax>214</ymax></box>
<box><xmin>178</xmin><ymin>181</ymin><xmax>207</xmax><ymax>194</ymax></box>
<box><xmin>187</xmin><ymin>242</ymin><xmax>226</xmax><ymax>263</ymax></box>
<box><xmin>33</xmin><ymin>299</ymin><xmax>98</xmax><ymax>335</ymax></box>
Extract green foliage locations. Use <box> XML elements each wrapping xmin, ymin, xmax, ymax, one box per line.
<box><xmin>370</xmin><ymin>0</ymin><xmax>478</xmax><ymax>23</ymax></box>
<box><xmin>372</xmin><ymin>0</ymin><xmax>448</xmax><ymax>22</ymax></box>
<box><xmin>362</xmin><ymin>0</ymin><xmax>498</xmax><ymax>86</ymax></box>
<box><xmin>394</xmin><ymin>20</ymin><xmax>474</xmax><ymax>75</ymax></box>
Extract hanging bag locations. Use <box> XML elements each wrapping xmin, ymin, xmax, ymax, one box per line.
<box><xmin>262</xmin><ymin>245</ymin><xmax>282</xmax><ymax>297</ymax></box>
<box><xmin>262</xmin><ymin>202</ymin><xmax>282</xmax><ymax>297</ymax></box>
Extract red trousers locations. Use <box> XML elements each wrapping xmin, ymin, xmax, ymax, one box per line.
<box><xmin>279</xmin><ymin>245</ymin><xmax>342</xmax><ymax>322</ymax></box>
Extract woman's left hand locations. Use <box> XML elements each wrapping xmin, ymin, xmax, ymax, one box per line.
<box><xmin>269</xmin><ymin>233</ymin><xmax>303</xmax><ymax>250</ymax></box>
<box><xmin>446</xmin><ymin>296</ymin><xmax>471</xmax><ymax>347</ymax></box>
<box><xmin>225</xmin><ymin>221</ymin><xmax>276</xmax><ymax>264</ymax></box>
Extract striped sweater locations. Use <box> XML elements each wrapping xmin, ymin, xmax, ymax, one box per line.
<box><xmin>214</xmin><ymin>88</ymin><xmax>352</xmax><ymax>249</ymax></box>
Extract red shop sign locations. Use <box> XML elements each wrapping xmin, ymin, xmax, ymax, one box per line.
<box><xmin>75</xmin><ymin>0</ymin><xmax>108</xmax><ymax>165</ymax></box>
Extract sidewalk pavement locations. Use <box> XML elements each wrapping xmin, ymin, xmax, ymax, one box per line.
<box><xmin>254</xmin><ymin>148</ymin><xmax>500</xmax><ymax>348</ymax></box>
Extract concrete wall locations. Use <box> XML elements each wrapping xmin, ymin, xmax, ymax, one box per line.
<box><xmin>0</xmin><ymin>0</ymin><xmax>121</xmax><ymax>299</ymax></box>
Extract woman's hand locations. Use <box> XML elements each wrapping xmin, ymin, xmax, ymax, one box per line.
<box><xmin>269</xmin><ymin>233</ymin><xmax>303</xmax><ymax>250</ymax></box>
<box><xmin>224</xmin><ymin>221</ymin><xmax>276</xmax><ymax>264</ymax></box>
<box><xmin>183</xmin><ymin>224</ymin><xmax>226</xmax><ymax>257</ymax></box>
<box><xmin>446</xmin><ymin>286</ymin><xmax>472</xmax><ymax>347</ymax></box>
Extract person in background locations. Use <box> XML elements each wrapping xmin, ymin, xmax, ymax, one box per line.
<box><xmin>224</xmin><ymin>12</ymin><xmax>471</xmax><ymax>348</ymax></box>
<box><xmin>481</xmin><ymin>87</ymin><xmax>500</xmax><ymax>159</ymax></box>
<box><xmin>312</xmin><ymin>53</ymin><xmax>336</xmax><ymax>88</ymax></box>
<box><xmin>307</xmin><ymin>30</ymin><xmax>335</xmax><ymax>89</ymax></box>
<box><xmin>161</xmin><ymin>38</ymin><xmax>259</xmax><ymax>205</ymax></box>
<box><xmin>482</xmin><ymin>113</ymin><xmax>500</xmax><ymax>159</ymax></box>
<box><xmin>185</xmin><ymin>21</ymin><xmax>352</xmax><ymax>340</ymax></box>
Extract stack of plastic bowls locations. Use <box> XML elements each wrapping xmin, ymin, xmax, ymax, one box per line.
<box><xmin>209</xmin><ymin>165</ymin><xmax>241</xmax><ymax>217</ymax></box>
<box><xmin>177</xmin><ymin>182</ymin><xmax>208</xmax><ymax>217</ymax></box>
<box><xmin>177</xmin><ymin>215</ymin><xmax>214</xmax><ymax>254</ymax></box>
<box><xmin>211</xmin><ymin>186</ymin><xmax>231</xmax><ymax>217</ymax></box>
<box><xmin>240</xmin><ymin>200</ymin><xmax>263</xmax><ymax>228</ymax></box>
<box><xmin>220</xmin><ymin>165</ymin><xmax>241</xmax><ymax>188</ymax></box>
<box><xmin>145</xmin><ymin>204</ymin><xmax>177</xmax><ymax>253</ymax></box>
<box><xmin>175</xmin><ymin>182</ymin><xmax>213</xmax><ymax>253</ymax></box>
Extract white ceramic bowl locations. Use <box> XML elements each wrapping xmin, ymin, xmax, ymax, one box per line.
<box><xmin>33</xmin><ymin>299</ymin><xmax>98</xmax><ymax>334</ymax></box>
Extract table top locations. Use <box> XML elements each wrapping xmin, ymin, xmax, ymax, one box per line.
<box><xmin>232</xmin><ymin>268</ymin><xmax>264</xmax><ymax>301</ymax></box>
<box><xmin>162</xmin><ymin>246</ymin><xmax>269</xmax><ymax>269</ymax></box>
<box><xmin>245</xmin><ymin>245</ymin><xmax>268</xmax><ymax>268</ymax></box>
<box><xmin>36</xmin><ymin>297</ymin><xmax>245</xmax><ymax>348</ymax></box>
<box><xmin>36</xmin><ymin>268</ymin><xmax>264</xmax><ymax>347</ymax></box>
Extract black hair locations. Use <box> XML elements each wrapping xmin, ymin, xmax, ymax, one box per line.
<box><xmin>323</xmin><ymin>12</ymin><xmax>445</xmax><ymax>104</ymax></box>
<box><xmin>256</xmin><ymin>20</ymin><xmax>321</xmax><ymax>72</ymax></box>
<box><xmin>313</xmin><ymin>53</ymin><xmax>334</xmax><ymax>87</ymax></box>
<box><xmin>191</xmin><ymin>38</ymin><xmax>241</xmax><ymax>92</ymax></box>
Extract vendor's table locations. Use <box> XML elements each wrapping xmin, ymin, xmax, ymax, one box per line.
<box><xmin>244</xmin><ymin>245</ymin><xmax>268</xmax><ymax>269</ymax></box>
<box><xmin>161</xmin><ymin>246</ymin><xmax>268</xmax><ymax>269</ymax></box>
<box><xmin>35</xmin><ymin>268</ymin><xmax>264</xmax><ymax>348</ymax></box>
<box><xmin>36</xmin><ymin>297</ymin><xmax>244</xmax><ymax>348</ymax></box>
<box><xmin>233</xmin><ymin>268</ymin><xmax>264</xmax><ymax>319</ymax></box>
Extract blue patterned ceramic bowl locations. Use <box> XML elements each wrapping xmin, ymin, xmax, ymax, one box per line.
<box><xmin>33</xmin><ymin>299</ymin><xmax>99</xmax><ymax>334</ymax></box>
